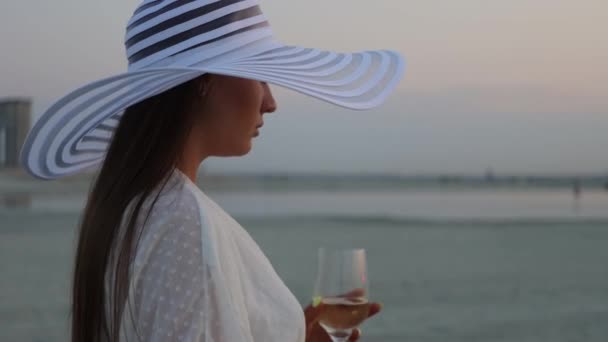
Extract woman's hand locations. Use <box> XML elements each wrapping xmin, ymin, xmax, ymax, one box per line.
<box><xmin>303</xmin><ymin>289</ymin><xmax>382</xmax><ymax>342</ymax></box>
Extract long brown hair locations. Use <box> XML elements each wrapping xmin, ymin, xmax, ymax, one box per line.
<box><xmin>71</xmin><ymin>75</ymin><xmax>208</xmax><ymax>342</ymax></box>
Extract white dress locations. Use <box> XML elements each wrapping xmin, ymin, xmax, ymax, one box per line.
<box><xmin>109</xmin><ymin>168</ymin><xmax>306</xmax><ymax>342</ymax></box>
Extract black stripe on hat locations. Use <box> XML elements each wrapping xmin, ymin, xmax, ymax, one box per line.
<box><xmin>81</xmin><ymin>136</ymin><xmax>111</xmax><ymax>144</ymax></box>
<box><xmin>127</xmin><ymin>0</ymin><xmax>246</xmax><ymax>47</ymax></box>
<box><xmin>169</xmin><ymin>20</ymin><xmax>269</xmax><ymax>58</ymax></box>
<box><xmin>133</xmin><ymin>0</ymin><xmax>164</xmax><ymax>16</ymax></box>
<box><xmin>128</xmin><ymin>6</ymin><xmax>265</xmax><ymax>64</ymax></box>
<box><xmin>73</xmin><ymin>148</ymin><xmax>106</xmax><ymax>156</ymax></box>
<box><xmin>129</xmin><ymin>0</ymin><xmax>246</xmax><ymax>31</ymax></box>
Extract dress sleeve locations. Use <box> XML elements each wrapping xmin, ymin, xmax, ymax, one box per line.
<box><xmin>124</xmin><ymin>191</ymin><xmax>254</xmax><ymax>342</ymax></box>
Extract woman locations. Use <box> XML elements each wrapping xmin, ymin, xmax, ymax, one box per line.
<box><xmin>20</xmin><ymin>1</ymin><xmax>404</xmax><ymax>341</ymax></box>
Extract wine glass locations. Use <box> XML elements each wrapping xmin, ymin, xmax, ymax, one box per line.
<box><xmin>313</xmin><ymin>247</ymin><xmax>370</xmax><ymax>342</ymax></box>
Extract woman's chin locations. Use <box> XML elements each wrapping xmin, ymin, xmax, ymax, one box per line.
<box><xmin>211</xmin><ymin>141</ymin><xmax>253</xmax><ymax>157</ymax></box>
<box><xmin>232</xmin><ymin>142</ymin><xmax>253</xmax><ymax>156</ymax></box>
<box><xmin>238</xmin><ymin>147</ymin><xmax>252</xmax><ymax>156</ymax></box>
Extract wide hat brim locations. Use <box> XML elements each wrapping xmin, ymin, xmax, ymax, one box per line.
<box><xmin>20</xmin><ymin>37</ymin><xmax>405</xmax><ymax>180</ymax></box>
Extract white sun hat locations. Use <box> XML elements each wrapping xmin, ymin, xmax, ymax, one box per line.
<box><xmin>20</xmin><ymin>0</ymin><xmax>406</xmax><ymax>180</ymax></box>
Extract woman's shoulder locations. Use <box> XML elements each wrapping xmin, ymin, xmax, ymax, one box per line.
<box><xmin>133</xmin><ymin>171</ymin><xmax>208</xmax><ymax>267</ymax></box>
<box><xmin>139</xmin><ymin>168</ymin><xmax>242</xmax><ymax>264</ymax></box>
<box><xmin>141</xmin><ymin>171</ymin><xmax>202</xmax><ymax>226</ymax></box>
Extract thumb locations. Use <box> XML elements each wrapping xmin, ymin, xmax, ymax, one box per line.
<box><xmin>303</xmin><ymin>298</ymin><xmax>325</xmax><ymax>324</ymax></box>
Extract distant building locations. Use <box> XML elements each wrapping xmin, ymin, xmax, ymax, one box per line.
<box><xmin>0</xmin><ymin>98</ymin><xmax>31</xmax><ymax>169</ymax></box>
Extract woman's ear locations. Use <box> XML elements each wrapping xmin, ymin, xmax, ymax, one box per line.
<box><xmin>196</xmin><ymin>74</ymin><xmax>214</xmax><ymax>99</ymax></box>
<box><xmin>197</xmin><ymin>79</ymin><xmax>208</xmax><ymax>98</ymax></box>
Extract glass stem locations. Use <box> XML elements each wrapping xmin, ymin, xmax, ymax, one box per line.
<box><xmin>327</xmin><ymin>330</ymin><xmax>352</xmax><ymax>342</ymax></box>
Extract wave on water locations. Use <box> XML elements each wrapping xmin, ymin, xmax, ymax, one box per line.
<box><xmin>237</xmin><ymin>214</ymin><xmax>608</xmax><ymax>228</ymax></box>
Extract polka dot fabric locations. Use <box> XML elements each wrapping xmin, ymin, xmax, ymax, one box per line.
<box><xmin>110</xmin><ymin>168</ymin><xmax>306</xmax><ymax>342</ymax></box>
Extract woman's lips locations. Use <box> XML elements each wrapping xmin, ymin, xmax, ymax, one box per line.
<box><xmin>253</xmin><ymin>122</ymin><xmax>263</xmax><ymax>137</ymax></box>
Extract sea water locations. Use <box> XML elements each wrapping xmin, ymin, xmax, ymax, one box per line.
<box><xmin>1</xmin><ymin>187</ymin><xmax>608</xmax><ymax>341</ymax></box>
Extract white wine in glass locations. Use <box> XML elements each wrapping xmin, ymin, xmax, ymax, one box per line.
<box><xmin>313</xmin><ymin>248</ymin><xmax>370</xmax><ymax>342</ymax></box>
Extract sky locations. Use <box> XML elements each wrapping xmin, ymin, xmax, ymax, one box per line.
<box><xmin>1</xmin><ymin>0</ymin><xmax>606</xmax><ymax>175</ymax></box>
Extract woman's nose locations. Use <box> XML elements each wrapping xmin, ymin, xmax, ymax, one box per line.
<box><xmin>262</xmin><ymin>83</ymin><xmax>277</xmax><ymax>114</ymax></box>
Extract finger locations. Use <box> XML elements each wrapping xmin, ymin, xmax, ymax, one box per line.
<box><xmin>307</xmin><ymin>321</ymin><xmax>332</xmax><ymax>342</ymax></box>
<box><xmin>348</xmin><ymin>328</ymin><xmax>361</xmax><ymax>341</ymax></box>
<box><xmin>303</xmin><ymin>303</ymin><xmax>325</xmax><ymax>325</ymax></box>
<box><xmin>368</xmin><ymin>302</ymin><xmax>382</xmax><ymax>318</ymax></box>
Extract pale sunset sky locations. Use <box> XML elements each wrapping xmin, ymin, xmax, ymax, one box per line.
<box><xmin>1</xmin><ymin>0</ymin><xmax>606</xmax><ymax>174</ymax></box>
